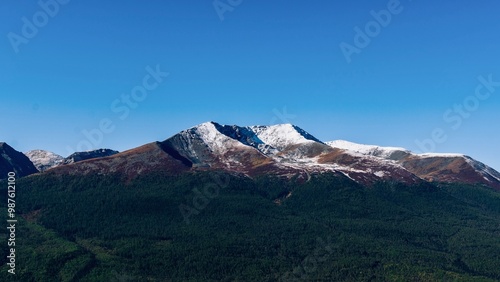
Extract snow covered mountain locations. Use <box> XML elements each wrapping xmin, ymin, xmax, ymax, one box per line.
<box><xmin>10</xmin><ymin>121</ymin><xmax>500</xmax><ymax>189</ymax></box>
<box><xmin>250</xmin><ymin>124</ymin><xmax>322</xmax><ymax>151</ymax></box>
<box><xmin>158</xmin><ymin>122</ymin><xmax>419</xmax><ymax>184</ymax></box>
<box><xmin>164</xmin><ymin>122</ymin><xmax>323</xmax><ymax>159</ymax></box>
<box><xmin>327</xmin><ymin>140</ymin><xmax>500</xmax><ymax>189</ymax></box>
<box><xmin>162</xmin><ymin>122</ymin><xmax>275</xmax><ymax>172</ymax></box>
<box><xmin>25</xmin><ymin>150</ymin><xmax>64</xmax><ymax>172</ymax></box>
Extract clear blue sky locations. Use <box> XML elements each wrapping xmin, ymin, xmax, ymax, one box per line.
<box><xmin>1</xmin><ymin>0</ymin><xmax>499</xmax><ymax>170</ymax></box>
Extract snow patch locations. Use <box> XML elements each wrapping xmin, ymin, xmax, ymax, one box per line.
<box><xmin>417</xmin><ymin>153</ymin><xmax>465</xmax><ymax>158</ymax></box>
<box><xmin>326</xmin><ymin>140</ymin><xmax>409</xmax><ymax>159</ymax></box>
<box><xmin>190</xmin><ymin>122</ymin><xmax>251</xmax><ymax>154</ymax></box>
<box><xmin>250</xmin><ymin>124</ymin><xmax>318</xmax><ymax>151</ymax></box>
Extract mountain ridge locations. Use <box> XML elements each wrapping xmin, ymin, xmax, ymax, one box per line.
<box><xmin>2</xmin><ymin>121</ymin><xmax>499</xmax><ymax>189</ymax></box>
<box><xmin>44</xmin><ymin>121</ymin><xmax>500</xmax><ymax>189</ymax></box>
<box><xmin>0</xmin><ymin>142</ymin><xmax>38</xmax><ymax>179</ymax></box>
<box><xmin>327</xmin><ymin>139</ymin><xmax>500</xmax><ymax>189</ymax></box>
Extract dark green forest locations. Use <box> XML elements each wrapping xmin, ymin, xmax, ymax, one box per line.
<box><xmin>1</xmin><ymin>171</ymin><xmax>500</xmax><ymax>281</ymax></box>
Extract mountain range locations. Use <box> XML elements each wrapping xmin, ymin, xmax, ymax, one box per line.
<box><xmin>2</xmin><ymin>121</ymin><xmax>499</xmax><ymax>190</ymax></box>
<box><xmin>2</xmin><ymin>122</ymin><xmax>500</xmax><ymax>281</ymax></box>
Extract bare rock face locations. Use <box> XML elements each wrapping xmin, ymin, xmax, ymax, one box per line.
<box><xmin>61</xmin><ymin>149</ymin><xmax>119</xmax><ymax>165</ymax></box>
<box><xmin>0</xmin><ymin>142</ymin><xmax>38</xmax><ymax>179</ymax></box>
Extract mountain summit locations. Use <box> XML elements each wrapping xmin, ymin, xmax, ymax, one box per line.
<box><xmin>33</xmin><ymin>121</ymin><xmax>499</xmax><ymax>189</ymax></box>
<box><xmin>25</xmin><ymin>150</ymin><xmax>64</xmax><ymax>172</ymax></box>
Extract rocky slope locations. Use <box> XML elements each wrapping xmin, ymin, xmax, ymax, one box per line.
<box><xmin>25</xmin><ymin>150</ymin><xmax>64</xmax><ymax>172</ymax></box>
<box><xmin>61</xmin><ymin>149</ymin><xmax>119</xmax><ymax>165</ymax></box>
<box><xmin>327</xmin><ymin>140</ymin><xmax>500</xmax><ymax>189</ymax></box>
<box><xmin>0</xmin><ymin>142</ymin><xmax>38</xmax><ymax>179</ymax></box>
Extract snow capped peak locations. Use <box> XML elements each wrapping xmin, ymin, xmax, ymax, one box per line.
<box><xmin>184</xmin><ymin>121</ymin><xmax>252</xmax><ymax>154</ymax></box>
<box><xmin>25</xmin><ymin>150</ymin><xmax>64</xmax><ymax>172</ymax></box>
<box><xmin>183</xmin><ymin>122</ymin><xmax>323</xmax><ymax>154</ymax></box>
<box><xmin>192</xmin><ymin>121</ymin><xmax>220</xmax><ymax>134</ymax></box>
<box><xmin>189</xmin><ymin>122</ymin><xmax>230</xmax><ymax>146</ymax></box>
<box><xmin>249</xmin><ymin>124</ymin><xmax>321</xmax><ymax>151</ymax></box>
<box><xmin>198</xmin><ymin>121</ymin><xmax>221</xmax><ymax>127</ymax></box>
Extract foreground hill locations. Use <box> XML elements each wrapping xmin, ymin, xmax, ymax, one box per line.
<box><xmin>1</xmin><ymin>172</ymin><xmax>500</xmax><ymax>281</ymax></box>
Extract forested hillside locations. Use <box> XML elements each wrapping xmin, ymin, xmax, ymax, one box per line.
<box><xmin>1</xmin><ymin>172</ymin><xmax>500</xmax><ymax>281</ymax></box>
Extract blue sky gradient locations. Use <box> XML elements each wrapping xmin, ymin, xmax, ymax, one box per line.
<box><xmin>1</xmin><ymin>0</ymin><xmax>499</xmax><ymax>170</ymax></box>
